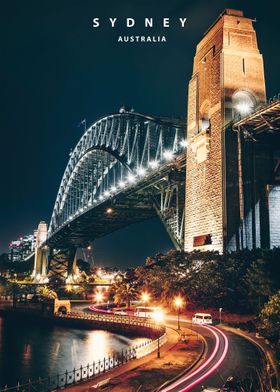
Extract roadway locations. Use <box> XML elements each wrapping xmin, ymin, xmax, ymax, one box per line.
<box><xmin>164</xmin><ymin>317</ymin><xmax>265</xmax><ymax>391</ymax></box>
<box><xmin>75</xmin><ymin>304</ymin><xmax>265</xmax><ymax>391</ymax></box>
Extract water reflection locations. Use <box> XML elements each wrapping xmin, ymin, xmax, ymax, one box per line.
<box><xmin>0</xmin><ymin>316</ymin><xmax>146</xmax><ymax>387</ymax></box>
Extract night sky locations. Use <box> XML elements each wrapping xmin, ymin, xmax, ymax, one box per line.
<box><xmin>0</xmin><ymin>0</ymin><xmax>279</xmax><ymax>268</ymax></box>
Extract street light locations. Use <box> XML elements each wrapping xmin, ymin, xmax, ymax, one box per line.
<box><xmin>141</xmin><ymin>292</ymin><xmax>150</xmax><ymax>320</ymax></box>
<box><xmin>174</xmin><ymin>296</ymin><xmax>183</xmax><ymax>331</ymax></box>
<box><xmin>152</xmin><ymin>309</ymin><xmax>164</xmax><ymax>359</ymax></box>
<box><xmin>219</xmin><ymin>307</ymin><xmax>223</xmax><ymax>324</ymax></box>
<box><xmin>95</xmin><ymin>291</ymin><xmax>103</xmax><ymax>304</ymax></box>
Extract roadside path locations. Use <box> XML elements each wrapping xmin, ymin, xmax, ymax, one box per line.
<box><xmin>64</xmin><ymin>327</ymin><xmax>203</xmax><ymax>392</ymax></box>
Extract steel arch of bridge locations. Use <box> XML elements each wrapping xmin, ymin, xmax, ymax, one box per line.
<box><xmin>49</xmin><ymin>111</ymin><xmax>187</xmax><ymax>243</ymax></box>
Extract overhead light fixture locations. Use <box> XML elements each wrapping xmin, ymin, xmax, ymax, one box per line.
<box><xmin>118</xmin><ymin>181</ymin><xmax>126</xmax><ymax>188</ymax></box>
<box><xmin>180</xmin><ymin>139</ymin><xmax>188</xmax><ymax>148</ymax></box>
<box><xmin>149</xmin><ymin>160</ymin><xmax>159</xmax><ymax>169</ymax></box>
<box><xmin>163</xmin><ymin>150</ymin><xmax>174</xmax><ymax>161</ymax></box>
<box><xmin>236</xmin><ymin>103</ymin><xmax>252</xmax><ymax>115</ymax></box>
<box><xmin>137</xmin><ymin>167</ymin><xmax>146</xmax><ymax>177</ymax></box>
<box><xmin>127</xmin><ymin>173</ymin><xmax>136</xmax><ymax>183</ymax></box>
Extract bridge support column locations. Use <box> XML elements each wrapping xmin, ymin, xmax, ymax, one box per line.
<box><xmin>48</xmin><ymin>247</ymin><xmax>77</xmax><ymax>282</ymax></box>
<box><xmin>32</xmin><ymin>221</ymin><xmax>48</xmax><ymax>282</ymax></box>
<box><xmin>185</xmin><ymin>9</ymin><xmax>266</xmax><ymax>253</ymax></box>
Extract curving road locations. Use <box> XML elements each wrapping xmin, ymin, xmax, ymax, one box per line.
<box><xmin>163</xmin><ymin>318</ymin><xmax>265</xmax><ymax>391</ymax></box>
<box><xmin>161</xmin><ymin>325</ymin><xmax>228</xmax><ymax>392</ymax></box>
<box><xmin>80</xmin><ymin>304</ymin><xmax>265</xmax><ymax>391</ymax></box>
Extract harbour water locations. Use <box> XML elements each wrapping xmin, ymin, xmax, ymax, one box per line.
<box><xmin>0</xmin><ymin>315</ymin><xmax>146</xmax><ymax>387</ymax></box>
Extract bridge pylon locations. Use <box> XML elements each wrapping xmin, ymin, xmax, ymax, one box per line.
<box><xmin>32</xmin><ymin>221</ymin><xmax>48</xmax><ymax>282</ymax></box>
<box><xmin>185</xmin><ymin>8</ymin><xmax>266</xmax><ymax>253</ymax></box>
<box><xmin>48</xmin><ymin>247</ymin><xmax>77</xmax><ymax>282</ymax></box>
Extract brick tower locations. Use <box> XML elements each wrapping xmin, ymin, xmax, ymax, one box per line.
<box><xmin>185</xmin><ymin>9</ymin><xmax>266</xmax><ymax>252</ymax></box>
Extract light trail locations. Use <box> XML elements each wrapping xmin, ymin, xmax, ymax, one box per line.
<box><xmin>88</xmin><ymin>304</ymin><xmax>112</xmax><ymax>313</ymax></box>
<box><xmin>161</xmin><ymin>325</ymin><xmax>229</xmax><ymax>392</ymax></box>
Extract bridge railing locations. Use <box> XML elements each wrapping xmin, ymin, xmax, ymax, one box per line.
<box><xmin>56</xmin><ymin>311</ymin><xmax>165</xmax><ymax>332</ymax></box>
<box><xmin>0</xmin><ymin>334</ymin><xmax>167</xmax><ymax>392</ymax></box>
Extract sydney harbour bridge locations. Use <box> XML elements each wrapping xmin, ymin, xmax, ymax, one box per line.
<box><xmin>32</xmin><ymin>110</ymin><xmax>188</xmax><ymax>280</ymax></box>
<box><xmin>31</xmin><ymin>8</ymin><xmax>280</xmax><ymax>282</ymax></box>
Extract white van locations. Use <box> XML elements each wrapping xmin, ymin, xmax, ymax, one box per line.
<box><xmin>192</xmin><ymin>313</ymin><xmax>213</xmax><ymax>324</ymax></box>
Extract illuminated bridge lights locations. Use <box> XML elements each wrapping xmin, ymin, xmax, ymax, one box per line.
<box><xmin>163</xmin><ymin>150</ymin><xmax>174</xmax><ymax>161</ymax></box>
<box><xmin>137</xmin><ymin>167</ymin><xmax>146</xmax><ymax>177</ymax></box>
<box><xmin>149</xmin><ymin>160</ymin><xmax>159</xmax><ymax>169</ymax></box>
<box><xmin>47</xmin><ymin>111</ymin><xmax>187</xmax><ymax>249</ymax></box>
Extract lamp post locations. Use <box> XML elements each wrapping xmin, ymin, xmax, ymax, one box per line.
<box><xmin>219</xmin><ymin>307</ymin><xmax>223</xmax><ymax>324</ymax></box>
<box><xmin>95</xmin><ymin>291</ymin><xmax>104</xmax><ymax>319</ymax></box>
<box><xmin>153</xmin><ymin>309</ymin><xmax>164</xmax><ymax>358</ymax></box>
<box><xmin>174</xmin><ymin>297</ymin><xmax>183</xmax><ymax>331</ymax></box>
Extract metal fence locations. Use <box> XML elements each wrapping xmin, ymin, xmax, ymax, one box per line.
<box><xmin>0</xmin><ymin>334</ymin><xmax>167</xmax><ymax>392</ymax></box>
<box><xmin>58</xmin><ymin>311</ymin><xmax>164</xmax><ymax>331</ymax></box>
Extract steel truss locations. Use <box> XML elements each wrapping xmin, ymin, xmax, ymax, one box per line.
<box><xmin>49</xmin><ymin>248</ymin><xmax>76</xmax><ymax>279</ymax></box>
<box><xmin>48</xmin><ymin>110</ymin><xmax>187</xmax><ymax>265</ymax></box>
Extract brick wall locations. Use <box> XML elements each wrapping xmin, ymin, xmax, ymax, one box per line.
<box><xmin>185</xmin><ymin>9</ymin><xmax>266</xmax><ymax>253</ymax></box>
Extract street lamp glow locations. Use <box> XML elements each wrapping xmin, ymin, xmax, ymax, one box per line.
<box><xmin>163</xmin><ymin>150</ymin><xmax>174</xmax><ymax>161</ymax></box>
<box><xmin>95</xmin><ymin>291</ymin><xmax>104</xmax><ymax>303</ymax></box>
<box><xmin>106</xmin><ymin>207</ymin><xmax>113</xmax><ymax>214</ymax></box>
<box><xmin>141</xmin><ymin>292</ymin><xmax>150</xmax><ymax>303</ymax></box>
<box><xmin>152</xmin><ymin>309</ymin><xmax>164</xmax><ymax>323</ymax></box>
<box><xmin>174</xmin><ymin>296</ymin><xmax>183</xmax><ymax>308</ymax></box>
<box><xmin>174</xmin><ymin>296</ymin><xmax>184</xmax><ymax>331</ymax></box>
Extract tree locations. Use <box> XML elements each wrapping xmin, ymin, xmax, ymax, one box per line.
<box><xmin>245</xmin><ymin>258</ymin><xmax>275</xmax><ymax>311</ymax></box>
<box><xmin>111</xmin><ymin>273</ymin><xmax>138</xmax><ymax>308</ymax></box>
<box><xmin>259</xmin><ymin>290</ymin><xmax>280</xmax><ymax>343</ymax></box>
<box><xmin>37</xmin><ymin>286</ymin><xmax>58</xmax><ymax>300</ymax></box>
<box><xmin>113</xmin><ymin>282</ymin><xmax>137</xmax><ymax>308</ymax></box>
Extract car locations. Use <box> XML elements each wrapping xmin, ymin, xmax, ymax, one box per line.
<box><xmin>192</xmin><ymin>313</ymin><xmax>213</xmax><ymax>324</ymax></box>
<box><xmin>201</xmin><ymin>388</ymin><xmax>221</xmax><ymax>392</ymax></box>
<box><xmin>114</xmin><ymin>310</ymin><xmax>127</xmax><ymax>316</ymax></box>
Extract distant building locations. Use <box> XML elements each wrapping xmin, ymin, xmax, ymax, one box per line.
<box><xmin>8</xmin><ymin>231</ymin><xmax>37</xmax><ymax>262</ymax></box>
